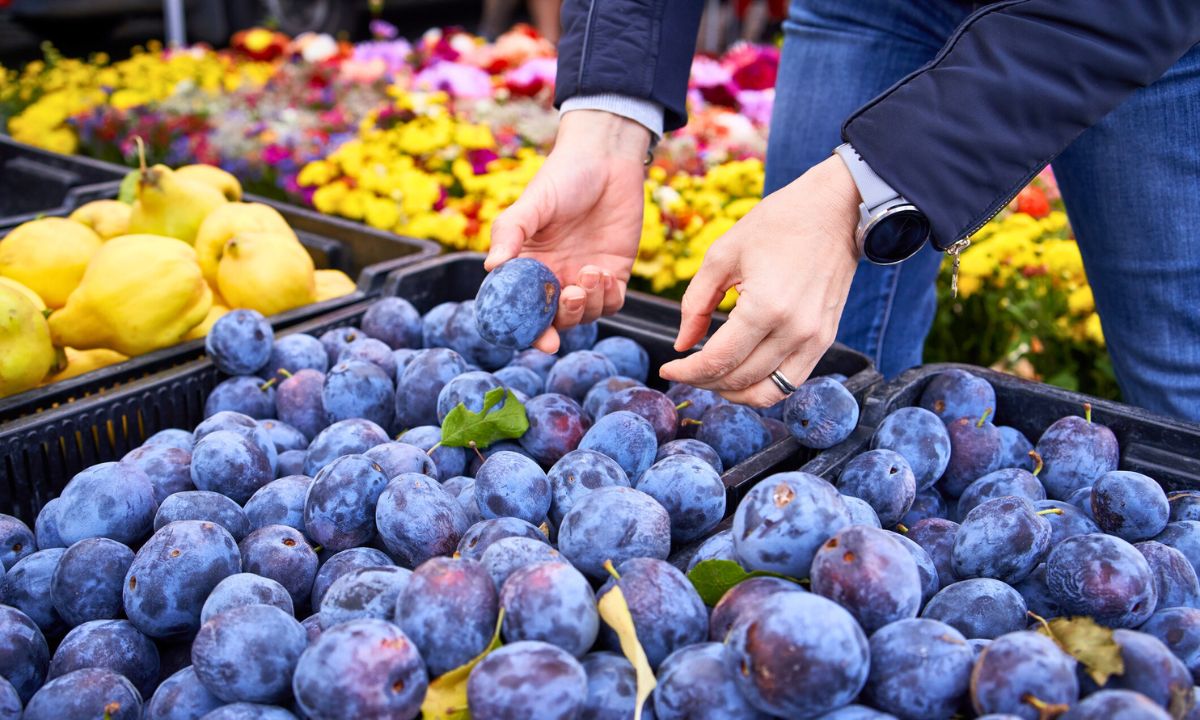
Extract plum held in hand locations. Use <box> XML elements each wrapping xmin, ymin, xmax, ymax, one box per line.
<box><xmin>466</xmin><ymin>640</ymin><xmax>587</xmax><ymax>720</ymax></box>
<box><xmin>292</xmin><ymin>618</ymin><xmax>427</xmax><ymax>720</ymax></box>
<box><xmin>725</xmin><ymin>591</ymin><xmax>869</xmax><ymax>718</ymax></box>
<box><xmin>731</xmin><ymin>471</ymin><xmax>851</xmax><ymax>578</ymax></box>
<box><xmin>784</xmin><ymin>376</ymin><xmax>860</xmax><ymax>449</ymax></box>
<box><xmin>969</xmin><ymin>631</ymin><xmax>1079</xmax><ymax>719</ymax></box>
<box><xmin>1045</xmin><ymin>533</ymin><xmax>1158</xmax><ymax>628</ymax></box>
<box><xmin>475</xmin><ymin>258</ymin><xmax>561</xmax><ymax>349</ymax></box>
<box><xmin>810</xmin><ymin>525</ymin><xmax>923</xmax><ymax>633</ymax></box>
<box><xmin>1036</xmin><ymin>404</ymin><xmax>1120</xmax><ymax>500</ymax></box>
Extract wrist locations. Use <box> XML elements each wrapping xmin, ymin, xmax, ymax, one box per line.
<box><xmin>557</xmin><ymin>110</ymin><xmax>652</xmax><ymax>162</ymax></box>
<box><xmin>812</xmin><ymin>155</ymin><xmax>863</xmax><ymax>239</ymax></box>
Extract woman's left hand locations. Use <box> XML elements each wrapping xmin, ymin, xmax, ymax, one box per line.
<box><xmin>659</xmin><ymin>154</ymin><xmax>863</xmax><ymax>407</ymax></box>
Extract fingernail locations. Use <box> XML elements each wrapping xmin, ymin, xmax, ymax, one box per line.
<box><xmin>581</xmin><ymin>271</ymin><xmax>600</xmax><ymax>290</ymax></box>
<box><xmin>566</xmin><ymin>297</ymin><xmax>585</xmax><ymax>312</ymax></box>
<box><xmin>603</xmin><ymin>273</ymin><xmax>614</xmax><ymax>290</ymax></box>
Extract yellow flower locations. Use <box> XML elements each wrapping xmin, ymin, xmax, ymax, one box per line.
<box><xmin>453</xmin><ymin>123</ymin><xmax>495</xmax><ymax>150</ymax></box>
<box><xmin>297</xmin><ymin>160</ymin><xmax>338</xmax><ymax>188</ymax></box>
<box><xmin>723</xmin><ymin>197</ymin><xmax>758</xmax><ymax>220</ymax></box>
<box><xmin>1067</xmin><ymin>285</ymin><xmax>1095</xmax><ymax>316</ymax></box>
<box><xmin>311</xmin><ymin>181</ymin><xmax>350</xmax><ymax>215</ymax></box>
<box><xmin>364</xmin><ymin>195</ymin><xmax>402</xmax><ymax>231</ymax></box>
<box><xmin>956</xmin><ymin>274</ymin><xmax>983</xmax><ymax>299</ymax></box>
<box><xmin>1084</xmin><ymin>312</ymin><xmax>1105</xmax><ymax>346</ymax></box>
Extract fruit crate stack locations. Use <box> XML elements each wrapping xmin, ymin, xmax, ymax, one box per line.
<box><xmin>0</xmin><ymin>173</ymin><xmax>438</xmax><ymax>423</ymax></box>
<box><xmin>0</xmin><ymin>136</ymin><xmax>127</xmax><ymax>230</ymax></box>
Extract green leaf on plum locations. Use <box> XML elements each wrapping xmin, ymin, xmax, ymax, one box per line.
<box><xmin>439</xmin><ymin>387</ymin><xmax>529</xmax><ymax>450</ymax></box>
<box><xmin>686</xmin><ymin>559</ymin><xmax>803</xmax><ymax>607</ymax></box>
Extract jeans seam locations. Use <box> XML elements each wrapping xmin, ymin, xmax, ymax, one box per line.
<box><xmin>873</xmin><ymin>265</ymin><xmax>903</xmax><ymax>368</ymax></box>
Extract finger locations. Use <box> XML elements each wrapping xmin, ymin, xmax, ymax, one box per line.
<box><xmin>533</xmin><ymin>326</ymin><xmax>561</xmax><ymax>354</ymax></box>
<box><xmin>553</xmin><ymin>285</ymin><xmax>588</xmax><ymax>330</ymax></box>
<box><xmin>658</xmin><ymin>310</ymin><xmax>770</xmax><ymax>388</ymax></box>
<box><xmin>602</xmin><ymin>273</ymin><xmax>626</xmax><ymax>316</ymax></box>
<box><xmin>720</xmin><ymin>350</ymin><xmax>820</xmax><ymax>408</ymax></box>
<box><xmin>675</xmin><ymin>246</ymin><xmax>735</xmax><ymax>352</ymax></box>
<box><xmin>688</xmin><ymin>333</ymin><xmax>798</xmax><ymax>393</ymax></box>
<box><xmin>486</xmin><ymin>193</ymin><xmax>541</xmax><ymax>270</ymax></box>
<box><xmin>578</xmin><ymin>265</ymin><xmax>607</xmax><ymax>324</ymax></box>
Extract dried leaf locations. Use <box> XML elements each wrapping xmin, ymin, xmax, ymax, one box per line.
<box><xmin>420</xmin><ymin>609</ymin><xmax>506</xmax><ymax>720</ymax></box>
<box><xmin>598</xmin><ymin>566</ymin><xmax>656</xmax><ymax>720</ymax></box>
<box><xmin>1034</xmin><ymin>615</ymin><xmax>1124</xmax><ymax>686</ymax></box>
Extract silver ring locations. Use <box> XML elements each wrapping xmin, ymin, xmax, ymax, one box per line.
<box><xmin>770</xmin><ymin>370</ymin><xmax>797</xmax><ymax>396</ymax></box>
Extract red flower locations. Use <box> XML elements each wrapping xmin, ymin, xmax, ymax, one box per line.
<box><xmin>1016</xmin><ymin>186</ymin><xmax>1051</xmax><ymax>219</ymax></box>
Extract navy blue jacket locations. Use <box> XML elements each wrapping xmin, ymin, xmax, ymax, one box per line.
<box><xmin>555</xmin><ymin>0</ymin><xmax>1200</xmax><ymax>249</ymax></box>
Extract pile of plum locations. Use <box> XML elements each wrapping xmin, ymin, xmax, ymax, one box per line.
<box><xmin>0</xmin><ymin>283</ymin><xmax>865</xmax><ymax>720</ymax></box>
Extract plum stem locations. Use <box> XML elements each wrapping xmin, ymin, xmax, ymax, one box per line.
<box><xmin>603</xmin><ymin>559</ymin><xmax>622</xmax><ymax>581</ymax></box>
<box><xmin>1084</xmin><ymin>402</ymin><xmax>1093</xmax><ymax>424</ymax></box>
<box><xmin>680</xmin><ymin>419</ymin><xmax>703</xmax><ymax>427</ymax></box>
<box><xmin>277</xmin><ymin>368</ymin><xmax>292</xmax><ymax>379</ymax></box>
<box><xmin>1027</xmin><ymin>610</ymin><xmax>1051</xmax><ymax>634</ymax></box>
<box><xmin>468</xmin><ymin>441</ymin><xmax>486</xmax><ymax>464</ymax></box>
<box><xmin>426</xmin><ymin>441</ymin><xmax>442</xmax><ymax>455</ymax></box>
<box><xmin>675</xmin><ymin>400</ymin><xmax>692</xmax><ymax>411</ymax></box>
<box><xmin>895</xmin><ymin>523</ymin><xmax>909</xmax><ymax>534</ymax></box>
<box><xmin>1029</xmin><ymin>450</ymin><xmax>1044</xmax><ymax>476</ymax></box>
<box><xmin>1037</xmin><ymin>508</ymin><xmax>1064</xmax><ymax>516</ymax></box>
<box><xmin>976</xmin><ymin>407</ymin><xmax>993</xmax><ymax>428</ymax></box>
<box><xmin>259</xmin><ymin>377</ymin><xmax>277</xmax><ymax>392</ymax></box>
<box><xmin>1022</xmin><ymin>693</ymin><xmax>1069</xmax><ymax>720</ymax></box>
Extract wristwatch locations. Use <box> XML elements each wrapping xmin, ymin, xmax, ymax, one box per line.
<box><xmin>834</xmin><ymin>143</ymin><xmax>932</xmax><ymax>265</ymax></box>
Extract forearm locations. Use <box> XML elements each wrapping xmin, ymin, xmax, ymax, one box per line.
<box><xmin>843</xmin><ymin>0</ymin><xmax>1200</xmax><ymax>249</ymax></box>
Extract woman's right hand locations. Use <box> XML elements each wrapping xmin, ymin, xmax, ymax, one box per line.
<box><xmin>485</xmin><ymin>110</ymin><xmax>651</xmax><ymax>353</ymax></box>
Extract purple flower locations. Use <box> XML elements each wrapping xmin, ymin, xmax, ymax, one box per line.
<box><xmin>735</xmin><ymin>88</ymin><xmax>775</xmax><ymax>126</ymax></box>
<box><xmin>353</xmin><ymin>39</ymin><xmax>414</xmax><ymax>77</ymax></box>
<box><xmin>370</xmin><ymin>19</ymin><xmax>398</xmax><ymax>40</ymax></box>
<box><xmin>413</xmin><ymin>61</ymin><xmax>493</xmax><ymax>100</ymax></box>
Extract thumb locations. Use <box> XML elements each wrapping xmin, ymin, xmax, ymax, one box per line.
<box><xmin>486</xmin><ymin>191</ymin><xmax>543</xmax><ymax>270</ymax></box>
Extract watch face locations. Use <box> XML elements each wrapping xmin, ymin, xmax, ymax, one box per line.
<box><xmin>864</xmin><ymin>209</ymin><xmax>931</xmax><ymax>264</ymax></box>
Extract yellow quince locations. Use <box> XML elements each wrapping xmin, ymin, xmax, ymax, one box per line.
<box><xmin>0</xmin><ymin>217</ymin><xmax>102</xmax><ymax>308</ymax></box>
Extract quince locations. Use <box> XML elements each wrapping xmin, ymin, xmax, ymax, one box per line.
<box><xmin>128</xmin><ymin>164</ymin><xmax>227</xmax><ymax>245</ymax></box>
<box><xmin>314</xmin><ymin>269</ymin><xmax>358</xmax><ymax>302</ymax></box>
<box><xmin>69</xmin><ymin>200</ymin><xmax>133</xmax><ymax>240</ymax></box>
<box><xmin>0</xmin><ymin>284</ymin><xmax>56</xmax><ymax>398</ymax></box>
<box><xmin>194</xmin><ymin>202</ymin><xmax>296</xmax><ymax>286</ymax></box>
<box><xmin>0</xmin><ymin>217</ymin><xmax>102</xmax><ymax>308</ymax></box>
<box><xmin>217</xmin><ymin>232</ymin><xmax>316</xmax><ymax>316</ymax></box>
<box><xmin>175</xmin><ymin>164</ymin><xmax>243</xmax><ymax>201</ymax></box>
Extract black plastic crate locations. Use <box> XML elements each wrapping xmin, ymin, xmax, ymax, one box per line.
<box><xmin>0</xmin><ymin>186</ymin><xmax>438</xmax><ymax>423</ymax></box>
<box><xmin>0</xmin><ymin>136</ymin><xmax>127</xmax><ymax>228</ymax></box>
<box><xmin>0</xmin><ymin>252</ymin><xmax>878</xmax><ymax>525</ymax></box>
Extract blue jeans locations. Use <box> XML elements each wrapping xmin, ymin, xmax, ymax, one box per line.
<box><xmin>765</xmin><ymin>0</ymin><xmax>1200</xmax><ymax>420</ymax></box>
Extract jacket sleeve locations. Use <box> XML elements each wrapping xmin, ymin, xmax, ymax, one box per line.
<box><xmin>555</xmin><ymin>0</ymin><xmax>704</xmax><ymax>132</ymax></box>
<box><xmin>842</xmin><ymin>0</ymin><xmax>1200</xmax><ymax>250</ymax></box>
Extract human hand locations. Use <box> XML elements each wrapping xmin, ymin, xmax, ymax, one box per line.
<box><xmin>659</xmin><ymin>154</ymin><xmax>862</xmax><ymax>406</ymax></box>
<box><xmin>485</xmin><ymin>110</ymin><xmax>650</xmax><ymax>353</ymax></box>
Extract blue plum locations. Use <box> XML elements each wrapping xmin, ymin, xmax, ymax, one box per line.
<box><xmin>837</xmin><ymin>449</ymin><xmax>916</xmax><ymax>528</ymax></box>
<box><xmin>494</xmin><ymin>364</ymin><xmax>544</xmax><ymax>398</ymax></box>
<box><xmin>466</xmin><ymin>641</ymin><xmax>587</xmax><ymax>719</ymax></box>
<box><xmin>921</xmin><ymin>578</ymin><xmax>1028</xmax><ymax>639</ymax></box>
<box><xmin>725</xmin><ymin>591</ymin><xmax>869</xmax><ymax>718</ymax></box>
<box><xmin>204</xmin><ymin>375</ymin><xmax>275</xmax><ymax>420</ymax></box>
<box><xmin>322</xmin><ymin>359</ymin><xmax>394</xmax><ymax>429</ymax></box>
<box><xmin>708</xmin><ymin>576</ymin><xmax>801</xmax><ymax>643</ymax></box>
<box><xmin>145</xmin><ymin>666</ymin><xmax>222</xmax><ymax>720</ymax></box>
<box><xmin>547</xmin><ymin>449</ymin><xmax>629</xmax><ymax>527</ymax></box>
<box><xmin>317</xmin><ymin>327</ymin><xmax>365</xmax><ymax>367</ymax></box>
<box><xmin>918</xmin><ymin>368</ymin><xmax>996</xmax><ymax>423</ymax></box>
<box><xmin>519</xmin><ymin>393</ymin><xmax>589</xmax><ymax>466</ymax></box>
<box><xmin>784</xmin><ymin>377</ymin><xmax>860</xmax><ymax>449</ymax></box>
<box><xmin>243</xmin><ymin>475</ymin><xmax>312</xmax><ymax>534</ymax></box>
<box><xmin>308</xmin><ymin>547</ymin><xmax>394</xmax><ymax>609</ymax></box>
<box><xmin>302</xmin><ymin>417</ymin><xmax>389</xmax><ymax>476</ymax></box>
<box><xmin>421</xmin><ymin>301</ymin><xmax>458</xmax><ymax>348</ymax></box>
<box><xmin>445</xmin><ymin>300</ymin><xmax>513</xmax><ymax>370</ymax></box>
<box><xmin>599</xmin><ymin>386</ymin><xmax>678</xmax><ymax>445</ymax></box>
<box><xmin>951</xmin><ymin>496</ymin><xmax>1051</xmax><ymax>583</ymax></box>
<box><xmin>579</xmin><ymin>652</ymin><xmax>643</xmax><ymax>720</ymax></box>
<box><xmin>907</xmin><ymin>517</ymin><xmax>959</xmax><ymax>589</ymax></box>
<box><xmin>654</xmin><ymin>642</ymin><xmax>768</xmax><ymax>720</ymax></box>
<box><xmin>198</xmin><ymin>703</ymin><xmax>298</xmax><ymax>719</ymax></box>
<box><xmin>144</xmin><ymin>428</ymin><xmax>195</xmax><ymax>452</ymax></box>
<box><xmin>56</xmin><ymin>462</ymin><xmax>157</xmax><ymax>545</ymax></box>
<box><xmin>1045</xmin><ymin>533</ymin><xmax>1157</xmax><ymax>628</ymax></box>
<box><xmin>190</xmin><ymin>430</ymin><xmax>272</xmax><ymax>504</ymax></box>
<box><xmin>558</xmin><ymin>322</ymin><xmax>599</xmax><ymax>354</ymax></box>
<box><xmin>206</xmin><ymin>309</ymin><xmax>272</xmax><ymax>376</ymax></box>
<box><xmin>474</xmin><ymin>451</ymin><xmax>552</xmax><ymax>525</ymax></box>
<box><xmin>969</xmin><ymin>631</ymin><xmax>1078</xmax><ymax>720</ymax></box>
<box><xmin>480</xmin><ymin>536</ymin><xmax>564</xmax><ymax>591</ymax></box>
<box><xmin>1011</xmin><ymin>563</ymin><xmax>1065</xmax><ymax>619</ymax></box>
<box><xmin>810</xmin><ymin>525</ymin><xmax>922</xmax><ymax>633</ymax></box>
<box><xmin>888</xmin><ymin>530</ymin><xmax>941</xmax><ymax>604</ymax></box>
<box><xmin>394</xmin><ymin>348</ymin><xmax>469</xmax><ymax>429</ymax></box>
<box><xmin>900</xmin><ymin>488</ymin><xmax>949</xmax><ymax>527</ymax></box>
<box><xmin>436</xmin><ymin>370</ymin><xmax>505</xmax><ymax>423</ymax></box>
<box><xmin>303</xmin><ymin>454</ymin><xmax>390</xmax><ymax>552</ymax></box>
<box><xmin>1155</xmin><ymin>521</ymin><xmax>1200</xmax><ymax>576</ymax></box>
<box><xmin>666</xmin><ymin>384</ymin><xmax>727</xmax><ymax>440</ymax></box>
<box><xmin>636</xmin><ymin>455</ymin><xmax>725</xmax><ymax>543</ymax></box>
<box><xmin>395</xmin><ymin>556</ymin><xmax>498</xmax><ymax>676</ymax></box>
<box><xmin>279</xmin><ymin>450</ymin><xmax>309</xmax><ymax>477</ymax></box>
<box><xmin>361</xmin><ymin>297</ymin><xmax>423</xmax><ymax>350</ymax></box>
<box><xmin>1035</xmin><ymin>499</ymin><xmax>1100</xmax><ymax>546</ymax></box>
<box><xmin>256</xmin><ymin>420</ymin><xmax>308</xmax><ymax>453</ymax></box>
<box><xmin>239</xmin><ymin>525</ymin><xmax>318</xmax><ymax>608</ymax></box>
<box><xmin>656</xmin><ymin>438</ymin><xmax>723</xmax><ymax>474</ymax></box>
<box><xmin>466</xmin><ymin>439</ymin><xmax>535</xmax><ymax>477</ymax></box>
<box><xmin>319</xmin><ymin>566</ymin><xmax>412</xmax><ymax>629</ymax></box>
<box><xmin>865</xmin><ymin>618</ymin><xmax>974</xmax><ymax>720</ymax></box>
<box><xmin>508</xmin><ymin>348</ymin><xmax>558</xmax><ymax>382</ymax></box>
<box><xmin>578</xmin><ymin>410</ymin><xmax>658</xmax><ymax>481</ymax></box>
<box><xmin>557</xmin><ymin>486</ymin><xmax>671</xmax><ymax>580</ymax></box>
<box><xmin>265</xmin><ymin>333</ymin><xmax>327</xmax><ymax>379</ymax></box>
<box><xmin>194</xmin><ymin>410</ymin><xmax>277</xmax><ymax>472</ymax></box>
<box><xmin>474</xmin><ymin>257</ymin><xmax>561</xmax><ymax>349</ymax></box>
<box><xmin>1137</xmin><ymin>540</ymin><xmax>1200</xmax><ymax>609</ymax></box>
<box><xmin>455</xmin><ymin>517</ymin><xmax>548</xmax><ymax>562</ymax></box>
<box><xmin>546</xmin><ymin>351</ymin><xmax>618</xmax><ymax>403</ymax></box>
<box><xmin>592</xmin><ymin>336</ymin><xmax>649</xmax><ymax>383</ymax></box>
<box><xmin>376</xmin><ymin>473</ymin><xmax>469</xmax><ymax>568</ymax></box>
<box><xmin>0</xmin><ymin>604</ymin><xmax>49</xmax><ymax>702</ymax></box>
<box><xmin>1092</xmin><ymin>470</ymin><xmax>1170</xmax><ymax>542</ymax></box>
<box><xmin>192</xmin><ymin>604</ymin><xmax>305</xmax><ymax>703</ymax></box>
<box><xmin>22</xmin><ymin>667</ymin><xmax>142</xmax><ymax>720</ymax></box>
<box><xmin>597</xmin><ymin>558</ymin><xmax>707</xmax><ymax>669</ymax></box>
<box><xmin>871</xmin><ymin>407</ymin><xmax>951</xmax><ymax>490</ymax></box>
<box><xmin>398</xmin><ymin>425</ymin><xmax>466</xmax><ymax>481</ymax></box>
<box><xmin>732</xmin><ymin>471</ymin><xmax>851</xmax><ymax>577</ymax></box>
<box><xmin>1061</xmin><ymin>690</ymin><xmax>1171</xmax><ymax>720</ymax></box>
<box><xmin>338</xmin><ymin>337</ymin><xmax>398</xmax><ymax>379</ymax></box>
<box><xmin>292</xmin><ymin>618</ymin><xmax>426</xmax><ymax>720</ymax></box>
<box><xmin>123</xmin><ymin>520</ymin><xmax>241</xmax><ymax>638</ymax></box>
<box><xmin>0</xmin><ymin>516</ymin><xmax>32</xmax><ymax>572</ymax></box>
<box><xmin>2</xmin><ymin>549</ymin><xmax>65</xmax><ymax>635</ymax></box>
<box><xmin>997</xmin><ymin>426</ymin><xmax>1036</xmax><ymax>471</ymax></box>
<box><xmin>1141</xmin><ymin>607</ymin><xmax>1200</xmax><ymax>683</ymax></box>
<box><xmin>841</xmin><ymin>496</ymin><xmax>881</xmax><ymax>527</ymax></box>
<box><xmin>363</xmin><ymin>442</ymin><xmax>436</xmax><ymax>480</ymax></box>
<box><xmin>274</xmin><ymin>369</ymin><xmax>326</xmax><ymax>442</ymax></box>
<box><xmin>1036</xmin><ymin>410</ymin><xmax>1120</xmax><ymax>500</ymax></box>
<box><xmin>957</xmin><ymin>468</ymin><xmax>1045</xmax><ymax>519</ymax></box>
<box><xmin>940</xmin><ymin>412</ymin><xmax>1003</xmax><ymax>498</ymax></box>
<box><xmin>697</xmin><ymin>404</ymin><xmax>771</xmax><ymax>470</ymax></box>
<box><xmin>1099</xmin><ymin>629</ymin><xmax>1193</xmax><ymax>712</ymax></box>
<box><xmin>500</xmin><ymin>561</ymin><xmax>598</xmax><ymax>657</ymax></box>
<box><xmin>122</xmin><ymin>444</ymin><xmax>194</xmax><ymax>504</ymax></box>
<box><xmin>154</xmin><ymin>490</ymin><xmax>250</xmax><ymax>540</ymax></box>
<box><xmin>48</xmin><ymin>618</ymin><xmax>158</xmax><ymax>696</ymax></box>
<box><xmin>1171</xmin><ymin>492</ymin><xmax>1200</xmax><ymax>523</ymax></box>
<box><xmin>50</xmin><ymin>538</ymin><xmax>134</xmax><ymax>626</ymax></box>
<box><xmin>201</xmin><ymin>572</ymin><xmax>293</xmax><ymax>624</ymax></box>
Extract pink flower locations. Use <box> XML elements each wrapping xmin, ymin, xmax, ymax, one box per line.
<box><xmin>413</xmin><ymin>61</ymin><xmax>493</xmax><ymax>99</ymax></box>
<box><xmin>721</xmin><ymin>43</ymin><xmax>781</xmax><ymax>91</ymax></box>
<box><xmin>468</xmin><ymin>148</ymin><xmax>499</xmax><ymax>174</ymax></box>
<box><xmin>735</xmin><ymin>88</ymin><xmax>774</xmax><ymax>126</ymax></box>
<box><xmin>689</xmin><ymin>56</ymin><xmax>732</xmax><ymax>89</ymax></box>
<box><xmin>505</xmin><ymin>57</ymin><xmax>556</xmax><ymax>97</ymax></box>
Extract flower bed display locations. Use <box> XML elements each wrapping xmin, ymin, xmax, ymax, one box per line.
<box><xmin>0</xmin><ymin>25</ymin><xmax>1112</xmax><ymax>395</ymax></box>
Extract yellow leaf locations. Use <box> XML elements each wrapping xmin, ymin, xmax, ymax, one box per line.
<box><xmin>598</xmin><ymin>562</ymin><xmax>657</xmax><ymax>720</ymax></box>
<box><xmin>1032</xmin><ymin>614</ymin><xmax>1124</xmax><ymax>686</ymax></box>
<box><xmin>419</xmin><ymin>609</ymin><xmax>506</xmax><ymax>720</ymax></box>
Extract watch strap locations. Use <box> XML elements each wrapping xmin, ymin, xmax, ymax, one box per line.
<box><xmin>834</xmin><ymin>143</ymin><xmax>900</xmax><ymax>211</ymax></box>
